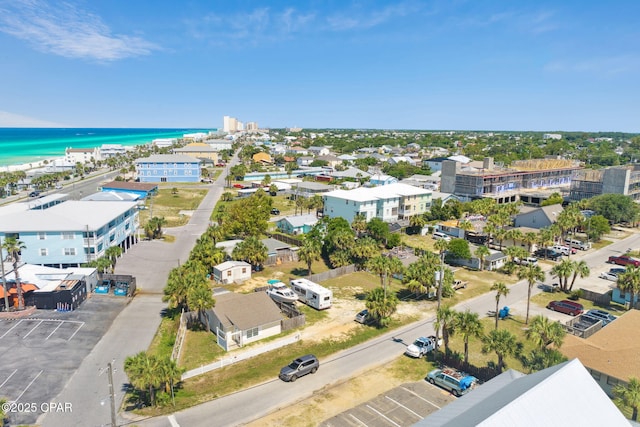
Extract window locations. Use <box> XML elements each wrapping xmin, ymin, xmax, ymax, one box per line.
<box><xmin>40</xmin><ymin>248</ymin><xmax>48</xmax><ymax>256</ymax></box>
<box><xmin>227</xmin><ymin>271</ymin><xmax>232</xmax><ymax>277</ymax></box>
<box><xmin>246</xmin><ymin>327</ymin><xmax>259</xmax><ymax>338</ymax></box>
<box><xmin>64</xmin><ymin>248</ymin><xmax>76</xmax><ymax>256</ymax></box>
<box><xmin>242</xmin><ymin>268</ymin><xmax>247</xmax><ymax>274</ymax></box>
<box><xmin>607</xmin><ymin>376</ymin><xmax>619</xmax><ymax>386</ymax></box>
<box><xmin>590</xmin><ymin>370</ymin><xmax>601</xmax><ymax>381</ymax></box>
<box><xmin>62</xmin><ymin>232</ymin><xmax>75</xmax><ymax>240</ymax></box>
<box><xmin>38</xmin><ymin>232</ymin><xmax>46</xmax><ymax>240</ymax></box>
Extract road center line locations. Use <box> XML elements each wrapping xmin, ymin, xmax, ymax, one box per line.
<box><xmin>168</xmin><ymin>414</ymin><xmax>180</xmax><ymax>427</ymax></box>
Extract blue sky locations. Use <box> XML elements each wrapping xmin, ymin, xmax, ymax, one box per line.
<box><xmin>0</xmin><ymin>0</ymin><xmax>638</xmax><ymax>131</ymax></box>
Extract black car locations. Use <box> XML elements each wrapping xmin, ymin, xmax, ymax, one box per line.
<box><xmin>279</xmin><ymin>354</ymin><xmax>319</xmax><ymax>382</ymax></box>
<box><xmin>270</xmin><ymin>208</ymin><xmax>280</xmax><ymax>215</ymax></box>
<box><xmin>28</xmin><ymin>190</ymin><xmax>41</xmax><ymax>197</ymax></box>
<box><xmin>534</xmin><ymin>248</ymin><xmax>562</xmax><ymax>261</ymax></box>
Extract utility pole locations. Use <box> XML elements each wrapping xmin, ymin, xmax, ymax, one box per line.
<box><xmin>0</xmin><ymin>236</ymin><xmax>9</xmax><ymax>311</ymax></box>
<box><xmin>107</xmin><ymin>361</ymin><xmax>117</xmax><ymax>427</ymax></box>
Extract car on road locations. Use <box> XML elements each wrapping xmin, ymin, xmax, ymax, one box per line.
<box><xmin>534</xmin><ymin>248</ymin><xmax>562</xmax><ymax>261</ymax></box>
<box><xmin>216</xmin><ymin>162</ymin><xmax>226</xmax><ymax>167</ymax></box>
<box><xmin>584</xmin><ymin>309</ymin><xmax>617</xmax><ymax>326</ymax></box>
<box><xmin>405</xmin><ymin>336</ymin><xmax>441</xmax><ymax>358</ymax></box>
<box><xmin>55</xmin><ymin>183</ymin><xmax>63</xmax><ymax>189</ymax></box>
<box><xmin>270</xmin><ymin>208</ymin><xmax>280</xmax><ymax>215</ymax></box>
<box><xmin>539</xmin><ymin>283</ymin><xmax>559</xmax><ymax>293</ymax></box>
<box><xmin>200</xmin><ymin>178</ymin><xmax>213</xmax><ymax>183</ymax></box>
<box><xmin>426</xmin><ymin>368</ymin><xmax>478</xmax><ymax>397</ymax></box>
<box><xmin>354</xmin><ymin>309</ymin><xmax>369</xmax><ymax>324</ymax></box>
<box><xmin>608</xmin><ymin>255</ymin><xmax>640</xmax><ymax>267</ymax></box>
<box><xmin>279</xmin><ymin>354</ymin><xmax>319</xmax><ymax>382</ymax></box>
<box><xmin>28</xmin><ymin>190</ymin><xmax>41</xmax><ymax>197</ymax></box>
<box><xmin>599</xmin><ymin>271</ymin><xmax>618</xmax><ymax>281</ymax></box>
<box><xmin>546</xmin><ymin>300</ymin><xmax>584</xmax><ymax>316</ymax></box>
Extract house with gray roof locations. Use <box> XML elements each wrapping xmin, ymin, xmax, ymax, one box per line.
<box><xmin>203</xmin><ymin>291</ymin><xmax>283</xmax><ymax>351</ymax></box>
<box><xmin>276</xmin><ymin>214</ymin><xmax>318</xmax><ymax>235</ymax></box>
<box><xmin>514</xmin><ymin>204</ymin><xmax>564</xmax><ymax>229</ymax></box>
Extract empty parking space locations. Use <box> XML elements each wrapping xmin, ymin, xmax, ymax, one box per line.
<box><xmin>0</xmin><ymin>297</ymin><xmax>128</xmax><ymax>426</ymax></box>
<box><xmin>321</xmin><ymin>381</ymin><xmax>455</xmax><ymax>427</ymax></box>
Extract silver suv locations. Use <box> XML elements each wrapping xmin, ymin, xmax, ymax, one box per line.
<box><xmin>279</xmin><ymin>354</ymin><xmax>319</xmax><ymax>382</ymax></box>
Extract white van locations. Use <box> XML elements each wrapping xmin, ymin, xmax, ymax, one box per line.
<box><xmin>432</xmin><ymin>231</ymin><xmax>451</xmax><ymax>242</ymax></box>
<box><xmin>564</xmin><ymin>238</ymin><xmax>591</xmax><ymax>251</ymax></box>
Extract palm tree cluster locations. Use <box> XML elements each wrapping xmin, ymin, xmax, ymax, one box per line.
<box><xmin>124</xmin><ymin>351</ymin><xmax>185</xmax><ymax>408</ymax></box>
<box><xmin>1</xmin><ymin>236</ymin><xmax>26</xmax><ymax>310</ymax></box>
<box><xmin>550</xmin><ymin>259</ymin><xmax>590</xmax><ymax>292</ymax></box>
<box><xmin>0</xmin><ymin>170</ymin><xmax>26</xmax><ymax>197</ymax></box>
<box><xmin>84</xmin><ymin>245</ymin><xmax>124</xmax><ymax>274</ymax></box>
<box><xmin>618</xmin><ymin>266</ymin><xmax>640</xmax><ymax>310</ymax></box>
<box><xmin>145</xmin><ymin>216</ymin><xmax>167</xmax><ymax>240</ymax></box>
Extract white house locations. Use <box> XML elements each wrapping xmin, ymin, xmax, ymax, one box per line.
<box><xmin>323</xmin><ymin>183</ymin><xmax>432</xmax><ymax>223</ymax></box>
<box><xmin>212</xmin><ymin>261</ymin><xmax>252</xmax><ymax>284</ymax></box>
<box><xmin>308</xmin><ymin>146</ymin><xmax>331</xmax><ymax>156</ymax></box>
<box><xmin>369</xmin><ymin>173</ymin><xmax>398</xmax><ymax>186</ymax></box>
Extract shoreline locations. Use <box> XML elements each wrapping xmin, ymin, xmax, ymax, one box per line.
<box><xmin>1</xmin><ymin>156</ymin><xmax>67</xmax><ymax>173</ymax></box>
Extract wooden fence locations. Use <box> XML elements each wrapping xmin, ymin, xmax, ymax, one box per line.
<box><xmin>579</xmin><ymin>288</ymin><xmax>612</xmax><ymax>306</ymax></box>
<box><xmin>439</xmin><ymin>353</ymin><xmax>501</xmax><ymax>383</ymax></box>
<box><xmin>308</xmin><ymin>264</ymin><xmax>356</xmax><ymax>283</ymax></box>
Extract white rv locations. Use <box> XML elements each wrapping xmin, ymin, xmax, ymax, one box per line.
<box><xmin>290</xmin><ymin>278</ymin><xmax>333</xmax><ymax>310</ymax></box>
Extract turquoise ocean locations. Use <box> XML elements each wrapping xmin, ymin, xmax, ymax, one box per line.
<box><xmin>0</xmin><ymin>128</ymin><xmax>212</xmax><ymax>168</ymax></box>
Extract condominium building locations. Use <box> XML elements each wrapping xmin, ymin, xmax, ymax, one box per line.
<box><xmin>323</xmin><ymin>183</ymin><xmax>432</xmax><ymax>223</ymax></box>
<box><xmin>135</xmin><ymin>154</ymin><xmax>201</xmax><ymax>183</ymax></box>
<box><xmin>441</xmin><ymin>157</ymin><xmax>581</xmax><ymax>203</ymax></box>
<box><xmin>223</xmin><ymin>116</ymin><xmax>244</xmax><ymax>133</ymax></box>
<box><xmin>569</xmin><ymin>166</ymin><xmax>640</xmax><ymax>202</ymax></box>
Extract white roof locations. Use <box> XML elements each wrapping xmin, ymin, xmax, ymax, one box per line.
<box><xmin>280</xmin><ymin>214</ymin><xmax>318</xmax><ymax>228</ymax></box>
<box><xmin>418</xmin><ymin>359</ymin><xmax>629</xmax><ymax>427</ymax></box>
<box><xmin>0</xmin><ymin>200</ymin><xmax>138</xmax><ymax>232</ymax></box>
<box><xmin>214</xmin><ymin>261</ymin><xmax>251</xmax><ymax>271</ymax></box>
<box><xmin>324</xmin><ymin>183</ymin><xmax>431</xmax><ymax>202</ymax></box>
<box><xmin>448</xmin><ymin>154</ymin><xmax>472</xmax><ymax>163</ymax></box>
<box><xmin>135</xmin><ymin>154</ymin><xmax>201</xmax><ymax>164</ymax></box>
<box><xmin>4</xmin><ymin>264</ymin><xmax>96</xmax><ymax>292</ymax></box>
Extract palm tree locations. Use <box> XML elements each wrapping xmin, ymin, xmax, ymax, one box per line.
<box><xmin>618</xmin><ymin>266</ymin><xmax>640</xmax><ymax>310</ymax></box>
<box><xmin>124</xmin><ymin>351</ymin><xmax>162</xmax><ymax>407</ymax></box>
<box><xmin>2</xmin><ymin>236</ymin><xmax>26</xmax><ymax>310</ymax></box>
<box><xmin>365</xmin><ymin>287</ymin><xmax>399</xmax><ymax>327</ymax></box>
<box><xmin>474</xmin><ymin>245</ymin><xmax>490</xmax><ymax>271</ymax></box>
<box><xmin>614</xmin><ymin>377</ymin><xmax>640</xmax><ymax>421</ymax></box>
<box><xmin>366</xmin><ymin>256</ymin><xmax>404</xmax><ymax>299</ymax></box>
<box><xmin>569</xmin><ymin>260</ymin><xmax>590</xmax><ymax>291</ymax></box>
<box><xmin>409</xmin><ymin>214</ymin><xmax>426</xmax><ymax>234</ymax></box>
<box><xmin>105</xmin><ymin>245</ymin><xmax>123</xmax><ymax>272</ymax></box>
<box><xmin>494</xmin><ymin>227</ymin><xmax>508</xmax><ymax>251</ymax></box>
<box><xmin>158</xmin><ymin>357</ymin><xmax>185</xmax><ymax>407</ymax></box>
<box><xmin>523</xmin><ymin>231</ymin><xmax>538</xmax><ymax>253</ymax></box>
<box><xmin>490</xmin><ymin>281</ymin><xmax>510</xmax><ymax>330</ymax></box>
<box><xmin>351</xmin><ymin>213</ymin><xmax>368</xmax><ymax>237</ymax></box>
<box><xmin>454</xmin><ymin>310</ymin><xmax>483</xmax><ymax>364</ymax></box>
<box><xmin>482</xmin><ymin>329</ymin><xmax>521</xmax><ymax>372</ymax></box>
<box><xmin>550</xmin><ymin>258</ymin><xmax>574</xmax><ymax>292</ymax></box>
<box><xmin>435</xmin><ymin>305</ymin><xmax>456</xmax><ymax>355</ymax></box>
<box><xmin>525</xmin><ymin>315</ymin><xmax>566</xmax><ymax>350</ymax></box>
<box><xmin>187</xmin><ymin>282</ymin><xmax>215</xmax><ymax>331</ymax></box>
<box><xmin>517</xmin><ymin>263</ymin><xmax>545</xmax><ymax>324</ymax></box>
<box><xmin>298</xmin><ymin>238</ymin><xmax>321</xmax><ymax>276</ymax></box>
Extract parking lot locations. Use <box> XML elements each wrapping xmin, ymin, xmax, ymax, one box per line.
<box><xmin>0</xmin><ymin>296</ymin><xmax>128</xmax><ymax>426</ymax></box>
<box><xmin>320</xmin><ymin>381</ymin><xmax>455</xmax><ymax>427</ymax></box>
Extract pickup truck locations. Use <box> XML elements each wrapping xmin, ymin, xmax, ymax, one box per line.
<box><xmin>607</xmin><ymin>255</ymin><xmax>640</xmax><ymax>267</ymax></box>
<box><xmin>427</xmin><ymin>367</ymin><xmax>478</xmax><ymax>397</ymax></box>
<box><xmin>453</xmin><ymin>280</ymin><xmax>468</xmax><ymax>290</ymax></box>
<box><xmin>405</xmin><ymin>336</ymin><xmax>441</xmax><ymax>358</ymax></box>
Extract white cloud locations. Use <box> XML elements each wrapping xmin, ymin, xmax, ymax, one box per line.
<box><xmin>544</xmin><ymin>55</ymin><xmax>640</xmax><ymax>75</ymax></box>
<box><xmin>0</xmin><ymin>110</ymin><xmax>65</xmax><ymax>127</ymax></box>
<box><xmin>326</xmin><ymin>2</ymin><xmax>421</xmax><ymax>31</ymax></box>
<box><xmin>0</xmin><ymin>0</ymin><xmax>158</xmax><ymax>61</ymax></box>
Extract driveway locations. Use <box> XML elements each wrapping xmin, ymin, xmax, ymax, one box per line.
<box><xmin>40</xmin><ymin>151</ymin><xmax>241</xmax><ymax>427</ymax></box>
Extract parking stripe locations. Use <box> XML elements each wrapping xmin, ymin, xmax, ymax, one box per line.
<box><xmin>366</xmin><ymin>404</ymin><xmax>400</xmax><ymax>427</ymax></box>
<box><xmin>399</xmin><ymin>386</ymin><xmax>441</xmax><ymax>409</ymax></box>
<box><xmin>0</xmin><ymin>319</ymin><xmax>23</xmax><ymax>339</ymax></box>
<box><xmin>66</xmin><ymin>322</ymin><xmax>85</xmax><ymax>341</ymax></box>
<box><xmin>0</xmin><ymin>370</ymin><xmax>17</xmax><ymax>389</ymax></box>
<box><xmin>13</xmin><ymin>370</ymin><xmax>42</xmax><ymax>402</ymax></box>
<box><xmin>385</xmin><ymin>395</ymin><xmax>422</xmax><ymax>419</ymax></box>
<box><xmin>46</xmin><ymin>321</ymin><xmax>64</xmax><ymax>340</ymax></box>
<box><xmin>349</xmin><ymin>413</ymin><xmax>368</xmax><ymax>426</ymax></box>
<box><xmin>23</xmin><ymin>320</ymin><xmax>43</xmax><ymax>339</ymax></box>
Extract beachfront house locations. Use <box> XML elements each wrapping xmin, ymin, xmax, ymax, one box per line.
<box><xmin>65</xmin><ymin>147</ymin><xmax>100</xmax><ymax>165</ymax></box>
<box><xmin>135</xmin><ymin>154</ymin><xmax>201</xmax><ymax>183</ymax></box>
<box><xmin>0</xmin><ymin>194</ymin><xmax>139</xmax><ymax>268</ymax></box>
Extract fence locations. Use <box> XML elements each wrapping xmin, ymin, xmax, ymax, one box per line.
<box><xmin>266</xmin><ymin>232</ymin><xmax>303</xmax><ymax>248</ymax></box>
<box><xmin>564</xmin><ymin>315</ymin><xmax>603</xmax><ymax>339</ymax></box>
<box><xmin>254</xmin><ymin>289</ymin><xmax>306</xmax><ymax>330</ymax></box>
<box><xmin>440</xmin><ymin>353</ymin><xmax>501</xmax><ymax>383</ymax></box>
<box><xmin>181</xmin><ymin>332</ymin><xmax>301</xmax><ymax>380</ymax></box>
<box><xmin>171</xmin><ymin>310</ymin><xmax>190</xmax><ymax>361</ymax></box>
<box><xmin>308</xmin><ymin>264</ymin><xmax>356</xmax><ymax>283</ymax></box>
<box><xmin>579</xmin><ymin>288</ymin><xmax>612</xmax><ymax>306</ymax></box>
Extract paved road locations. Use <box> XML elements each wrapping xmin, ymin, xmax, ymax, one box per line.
<box><xmin>133</xmin><ymin>231</ymin><xmax>640</xmax><ymax>427</ymax></box>
<box><xmin>39</xmin><ymin>157</ymin><xmax>239</xmax><ymax>427</ymax></box>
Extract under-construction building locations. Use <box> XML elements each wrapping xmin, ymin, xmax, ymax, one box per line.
<box><xmin>441</xmin><ymin>157</ymin><xmax>582</xmax><ymax>203</ymax></box>
<box><xmin>569</xmin><ymin>166</ymin><xmax>640</xmax><ymax>202</ymax></box>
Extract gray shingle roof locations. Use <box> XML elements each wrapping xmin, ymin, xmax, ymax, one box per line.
<box><xmin>211</xmin><ymin>292</ymin><xmax>283</xmax><ymax>330</ymax></box>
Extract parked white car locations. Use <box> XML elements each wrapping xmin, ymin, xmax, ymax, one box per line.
<box><xmin>551</xmin><ymin>245</ymin><xmax>577</xmax><ymax>256</ymax></box>
<box><xmin>598</xmin><ymin>271</ymin><xmax>618</xmax><ymax>281</ymax></box>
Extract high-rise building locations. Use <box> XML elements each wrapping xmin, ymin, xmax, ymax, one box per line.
<box><xmin>246</xmin><ymin>122</ymin><xmax>258</xmax><ymax>132</ymax></box>
<box><xmin>223</xmin><ymin>115</ymin><xmax>244</xmax><ymax>133</ymax></box>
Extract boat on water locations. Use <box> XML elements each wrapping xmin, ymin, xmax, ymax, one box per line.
<box><xmin>266</xmin><ymin>281</ymin><xmax>298</xmax><ymax>304</ymax></box>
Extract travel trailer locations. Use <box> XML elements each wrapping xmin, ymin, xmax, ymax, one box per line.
<box><xmin>289</xmin><ymin>278</ymin><xmax>332</xmax><ymax>310</ymax></box>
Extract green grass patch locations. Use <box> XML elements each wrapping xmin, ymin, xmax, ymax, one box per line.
<box><xmin>180</xmin><ymin>329</ymin><xmax>224</xmax><ymax>371</ymax></box>
<box><xmin>139</xmin><ymin>188</ymin><xmax>208</xmax><ymax>227</ymax></box>
<box><xmin>147</xmin><ymin>311</ymin><xmax>180</xmax><ymax>360</ymax></box>
<box><xmin>531</xmin><ymin>290</ymin><xmax>627</xmax><ymax>313</ymax></box>
<box><xmin>591</xmin><ymin>239</ymin><xmax>613</xmax><ymax>250</ymax></box>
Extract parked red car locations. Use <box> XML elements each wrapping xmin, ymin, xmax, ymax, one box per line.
<box><xmin>547</xmin><ymin>300</ymin><xmax>584</xmax><ymax>316</ymax></box>
<box><xmin>607</xmin><ymin>255</ymin><xmax>640</xmax><ymax>267</ymax></box>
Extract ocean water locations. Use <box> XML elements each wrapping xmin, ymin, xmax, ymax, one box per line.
<box><xmin>0</xmin><ymin>128</ymin><xmax>212</xmax><ymax>167</ymax></box>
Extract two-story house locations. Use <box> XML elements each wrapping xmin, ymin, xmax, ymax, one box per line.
<box><xmin>135</xmin><ymin>154</ymin><xmax>201</xmax><ymax>183</ymax></box>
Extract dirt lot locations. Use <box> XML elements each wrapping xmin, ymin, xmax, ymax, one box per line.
<box><xmin>237</xmin><ymin>273</ymin><xmax>434</xmax><ymax>426</ymax></box>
